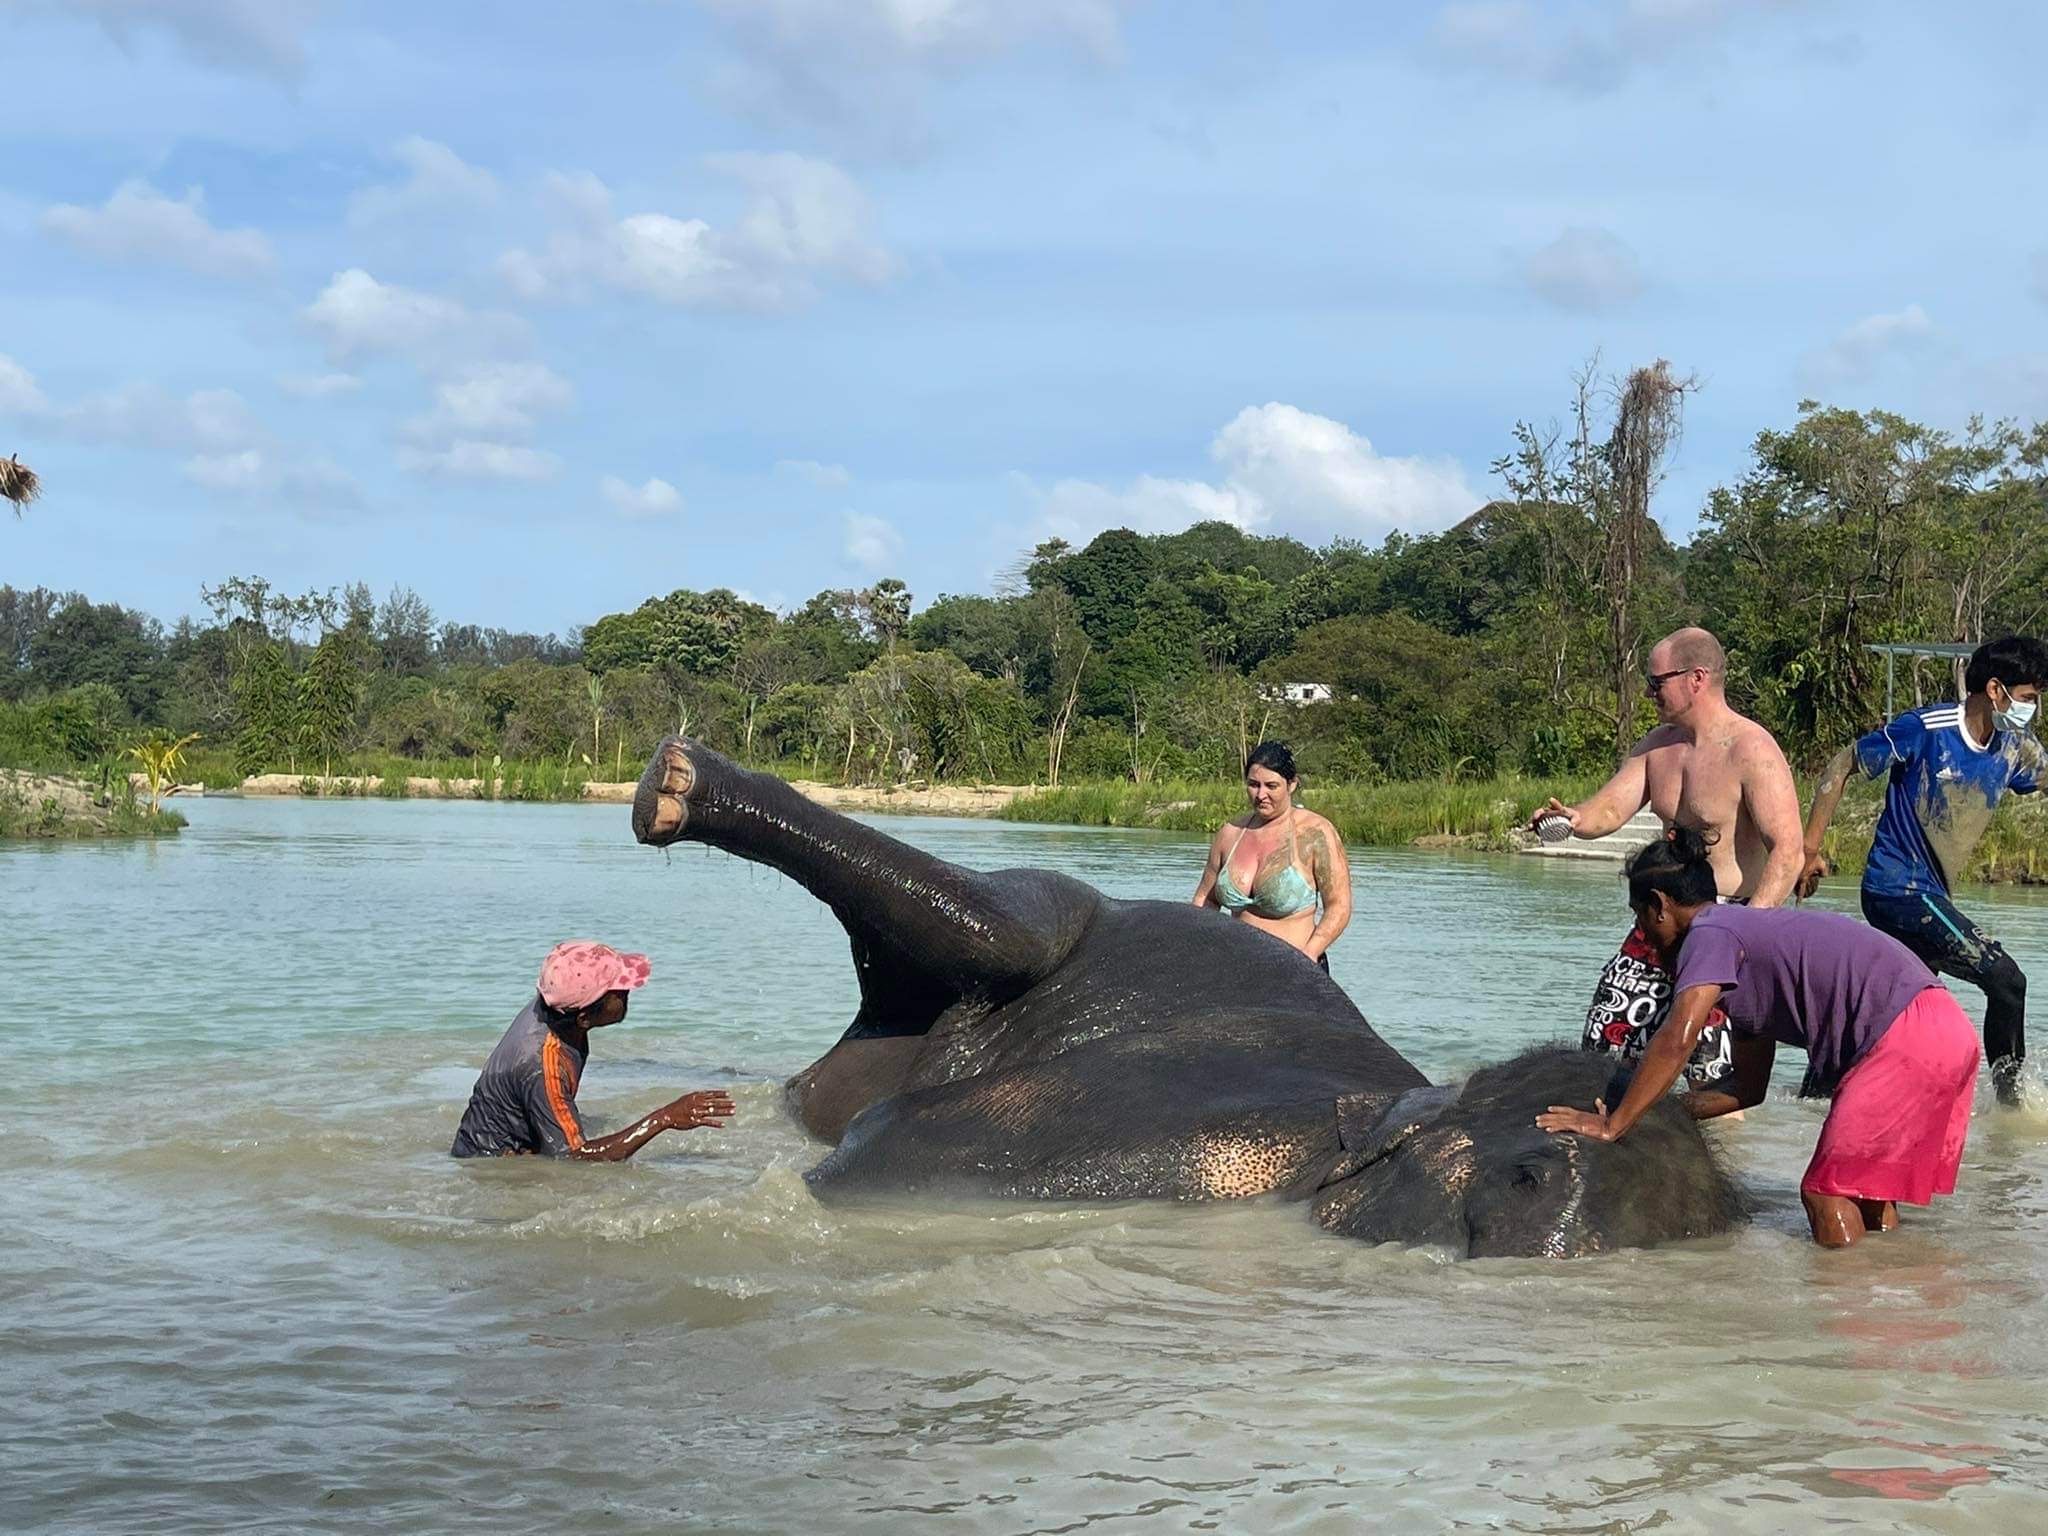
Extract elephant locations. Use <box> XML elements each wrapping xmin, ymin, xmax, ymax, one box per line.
<box><xmin>632</xmin><ymin>739</ymin><xmax>1745</xmax><ymax>1258</ymax></box>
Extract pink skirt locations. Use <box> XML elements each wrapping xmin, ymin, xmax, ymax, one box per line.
<box><xmin>1803</xmin><ymin>987</ymin><xmax>1980</xmax><ymax>1205</ymax></box>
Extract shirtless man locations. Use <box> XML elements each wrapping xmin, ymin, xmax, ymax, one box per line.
<box><xmin>1531</xmin><ymin>627</ymin><xmax>1804</xmax><ymax>1086</ymax></box>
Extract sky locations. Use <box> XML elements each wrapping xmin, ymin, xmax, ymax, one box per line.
<box><xmin>3</xmin><ymin>0</ymin><xmax>2046</xmax><ymax>637</ymax></box>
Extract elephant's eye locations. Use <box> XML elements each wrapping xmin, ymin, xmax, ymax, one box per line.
<box><xmin>1513</xmin><ymin>1165</ymin><xmax>1545</xmax><ymax>1190</ymax></box>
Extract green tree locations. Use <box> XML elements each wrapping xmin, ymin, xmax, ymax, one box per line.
<box><xmin>375</xmin><ymin>585</ymin><xmax>437</xmax><ymax>675</ymax></box>
<box><xmin>296</xmin><ymin>627</ymin><xmax>366</xmax><ymax>776</ymax></box>
<box><xmin>1261</xmin><ymin>612</ymin><xmax>1507</xmax><ymax>780</ymax></box>
<box><xmin>784</xmin><ymin>589</ymin><xmax>877</xmax><ymax>681</ymax></box>
<box><xmin>232</xmin><ymin>642</ymin><xmax>297</xmax><ymax>774</ymax></box>
<box><xmin>857</xmin><ymin>578</ymin><xmax>912</xmax><ymax>652</ymax></box>
<box><xmin>648</xmin><ymin>587</ymin><xmax>774</xmax><ymax>679</ymax></box>
<box><xmin>908</xmin><ymin>593</ymin><xmax>1028</xmax><ymax>679</ymax></box>
<box><xmin>1157</xmin><ymin>521</ymin><xmax>1319</xmax><ymax>588</ymax></box>
<box><xmin>1</xmin><ymin>585</ymin><xmax>82</xmax><ymax>697</ymax></box>
<box><xmin>1186</xmin><ymin>567</ymin><xmax>1290</xmax><ymax>669</ymax></box>
<box><xmin>1688</xmin><ymin>404</ymin><xmax>2037</xmax><ymax>763</ymax></box>
<box><xmin>26</xmin><ymin>599</ymin><xmax>168</xmax><ymax>718</ymax></box>
<box><xmin>36</xmin><ymin>682</ymin><xmax>126</xmax><ymax>763</ymax></box>
<box><xmin>1050</xmin><ymin>529</ymin><xmax>1158</xmax><ymax>647</ymax></box>
<box><xmin>756</xmin><ymin>682</ymin><xmax>842</xmax><ymax>774</ymax></box>
<box><xmin>582</xmin><ymin>603</ymin><xmax>662</xmax><ymax>674</ymax></box>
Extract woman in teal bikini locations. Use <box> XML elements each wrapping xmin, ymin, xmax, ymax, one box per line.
<box><xmin>1192</xmin><ymin>741</ymin><xmax>1352</xmax><ymax>969</ymax></box>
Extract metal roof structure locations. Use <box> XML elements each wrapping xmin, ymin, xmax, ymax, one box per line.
<box><xmin>1865</xmin><ymin>641</ymin><xmax>1976</xmax><ymax>716</ymax></box>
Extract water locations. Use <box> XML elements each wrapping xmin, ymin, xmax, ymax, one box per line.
<box><xmin>7</xmin><ymin>799</ymin><xmax>2048</xmax><ymax>1532</ymax></box>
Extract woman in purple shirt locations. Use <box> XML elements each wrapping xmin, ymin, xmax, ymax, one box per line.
<box><xmin>1537</xmin><ymin>827</ymin><xmax>1981</xmax><ymax>1249</ymax></box>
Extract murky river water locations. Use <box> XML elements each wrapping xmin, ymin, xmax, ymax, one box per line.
<box><xmin>8</xmin><ymin>799</ymin><xmax>2048</xmax><ymax>1532</ymax></box>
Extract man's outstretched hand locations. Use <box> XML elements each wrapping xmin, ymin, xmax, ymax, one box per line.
<box><xmin>1795</xmin><ymin>850</ymin><xmax>1831</xmax><ymax>901</ymax></box>
<box><xmin>661</xmin><ymin>1089</ymin><xmax>736</xmax><ymax>1132</ymax></box>
<box><xmin>1535</xmin><ymin>1098</ymin><xmax>1616</xmax><ymax>1141</ymax></box>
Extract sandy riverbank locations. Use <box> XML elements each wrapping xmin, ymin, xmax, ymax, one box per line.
<box><xmin>227</xmin><ymin>773</ymin><xmax>1038</xmax><ymax>817</ymax></box>
<box><xmin>3</xmin><ymin>768</ymin><xmax>187</xmax><ymax>838</ymax></box>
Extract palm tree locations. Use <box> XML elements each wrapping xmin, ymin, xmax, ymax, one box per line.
<box><xmin>2</xmin><ymin>454</ymin><xmax>40</xmax><ymax>517</ymax></box>
<box><xmin>129</xmin><ymin>731</ymin><xmax>202</xmax><ymax>815</ymax></box>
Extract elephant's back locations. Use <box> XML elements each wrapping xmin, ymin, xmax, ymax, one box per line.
<box><xmin>905</xmin><ymin>895</ymin><xmax>1425</xmax><ymax>1095</ymax></box>
<box><xmin>1077</xmin><ymin>896</ymin><xmax>1378</xmax><ymax>1026</ymax></box>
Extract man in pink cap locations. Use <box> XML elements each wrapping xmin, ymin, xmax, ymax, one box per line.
<box><xmin>451</xmin><ymin>941</ymin><xmax>734</xmax><ymax>1160</ymax></box>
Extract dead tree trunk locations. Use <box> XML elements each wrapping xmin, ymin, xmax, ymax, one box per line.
<box><xmin>1604</xmin><ymin>360</ymin><xmax>1694</xmax><ymax>755</ymax></box>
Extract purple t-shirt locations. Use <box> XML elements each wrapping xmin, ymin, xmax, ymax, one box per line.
<box><xmin>1670</xmin><ymin>906</ymin><xmax>1936</xmax><ymax>1093</ymax></box>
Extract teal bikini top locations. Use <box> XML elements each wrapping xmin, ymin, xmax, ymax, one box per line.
<box><xmin>1214</xmin><ymin>813</ymin><xmax>1318</xmax><ymax>919</ymax></box>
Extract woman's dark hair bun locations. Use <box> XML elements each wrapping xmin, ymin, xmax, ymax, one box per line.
<box><xmin>1664</xmin><ymin>824</ymin><xmax>1714</xmax><ymax>866</ymax></box>
<box><xmin>1245</xmin><ymin>740</ymin><xmax>1298</xmax><ymax>782</ymax></box>
<box><xmin>1626</xmin><ymin>823</ymin><xmax>1720</xmax><ymax>908</ymax></box>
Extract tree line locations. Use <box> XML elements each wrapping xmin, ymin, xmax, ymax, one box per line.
<box><xmin>6</xmin><ymin>369</ymin><xmax>2047</xmax><ymax>787</ymax></box>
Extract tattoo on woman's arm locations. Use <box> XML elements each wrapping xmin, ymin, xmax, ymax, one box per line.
<box><xmin>1304</xmin><ymin>828</ymin><xmax>1329</xmax><ymax>883</ymax></box>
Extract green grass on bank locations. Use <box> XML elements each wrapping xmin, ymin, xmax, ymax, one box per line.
<box><xmin>1006</xmin><ymin>774</ymin><xmax>2048</xmax><ymax>889</ymax></box>
<box><xmin>11</xmin><ymin>735</ymin><xmax>2048</xmax><ymax>886</ymax></box>
<box><xmin>0</xmin><ymin>774</ymin><xmax>187</xmax><ymax>840</ymax></box>
<box><xmin>173</xmin><ymin>747</ymin><xmax>605</xmax><ymax>802</ymax></box>
<box><xmin>999</xmin><ymin>775</ymin><xmax>1610</xmax><ymax>849</ymax></box>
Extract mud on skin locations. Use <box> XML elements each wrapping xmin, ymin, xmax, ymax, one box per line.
<box><xmin>633</xmin><ymin>737</ymin><xmax>1745</xmax><ymax>1259</ymax></box>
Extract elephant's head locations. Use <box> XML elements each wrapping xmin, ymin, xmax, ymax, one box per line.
<box><xmin>1312</xmin><ymin>1047</ymin><xmax>1745</xmax><ymax>1258</ymax></box>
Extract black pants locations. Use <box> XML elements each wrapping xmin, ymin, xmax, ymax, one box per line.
<box><xmin>1864</xmin><ymin>886</ymin><xmax>2026</xmax><ymax>1100</ymax></box>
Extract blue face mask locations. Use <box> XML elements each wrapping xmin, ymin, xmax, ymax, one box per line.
<box><xmin>1994</xmin><ymin>684</ymin><xmax>2038</xmax><ymax>734</ymax></box>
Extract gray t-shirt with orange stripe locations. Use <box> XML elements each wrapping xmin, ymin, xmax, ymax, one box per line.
<box><xmin>450</xmin><ymin>1001</ymin><xmax>587</xmax><ymax>1157</ymax></box>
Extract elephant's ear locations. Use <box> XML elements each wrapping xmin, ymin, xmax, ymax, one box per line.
<box><xmin>1321</xmin><ymin>1083</ymin><xmax>1460</xmax><ymax>1186</ymax></box>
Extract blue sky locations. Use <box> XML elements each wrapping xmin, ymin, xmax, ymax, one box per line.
<box><xmin>3</xmin><ymin>0</ymin><xmax>2045</xmax><ymax>636</ymax></box>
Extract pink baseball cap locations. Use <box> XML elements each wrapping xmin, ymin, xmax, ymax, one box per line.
<box><xmin>537</xmin><ymin>941</ymin><xmax>652</xmax><ymax>1011</ymax></box>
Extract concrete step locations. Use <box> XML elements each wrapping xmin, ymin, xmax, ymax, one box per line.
<box><xmin>1519</xmin><ymin>807</ymin><xmax>1663</xmax><ymax>861</ymax></box>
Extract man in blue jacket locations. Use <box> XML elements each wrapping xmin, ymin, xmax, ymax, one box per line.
<box><xmin>1799</xmin><ymin>636</ymin><xmax>2048</xmax><ymax>1104</ymax></box>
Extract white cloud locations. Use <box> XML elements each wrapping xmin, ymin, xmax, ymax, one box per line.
<box><xmin>0</xmin><ymin>359</ymin><xmax>255</xmax><ymax>451</ymax></box>
<box><xmin>347</xmin><ymin>137</ymin><xmax>499</xmax><ymax>229</ymax></box>
<box><xmin>1432</xmin><ymin>0</ymin><xmax>1807</xmax><ymax>94</ymax></box>
<box><xmin>42</xmin><ymin>181</ymin><xmax>273</xmax><ymax>279</ymax></box>
<box><xmin>712</xmin><ymin>152</ymin><xmax>897</xmax><ymax>286</ymax></box>
<box><xmin>0</xmin><ymin>354</ymin><xmax>47</xmax><ymax>415</ymax></box>
<box><xmin>499</xmin><ymin>157</ymin><xmax>893</xmax><ymax>311</ymax></box>
<box><xmin>403</xmin><ymin>362</ymin><xmax>571</xmax><ymax>442</ymax></box>
<box><xmin>702</xmin><ymin>0</ymin><xmax>1126</xmax><ymax>59</ymax></box>
<box><xmin>500</xmin><ymin>177</ymin><xmax>727</xmax><ymax>305</ymax></box>
<box><xmin>844</xmin><ymin>510</ymin><xmax>904</xmax><ymax>570</ymax></box>
<box><xmin>600</xmin><ymin>475</ymin><xmax>682</xmax><ymax>518</ymax></box>
<box><xmin>1801</xmin><ymin>304</ymin><xmax>1934</xmax><ymax>387</ymax></box>
<box><xmin>1433</xmin><ymin>2</ymin><xmax>1546</xmax><ymax>72</ymax></box>
<box><xmin>55</xmin><ymin>382</ymin><xmax>258</xmax><ymax>451</ymax></box>
<box><xmin>183</xmin><ymin>448</ymin><xmax>361</xmax><ymax>508</ymax></box>
<box><xmin>278</xmin><ymin>371</ymin><xmax>362</xmax><ymax>399</ymax></box>
<box><xmin>1523</xmin><ymin>226</ymin><xmax>1645</xmax><ymax>313</ymax></box>
<box><xmin>1035</xmin><ymin>403</ymin><xmax>1478</xmax><ymax>546</ymax></box>
<box><xmin>300</xmin><ymin>272</ymin><xmax>556</xmax><ymax>481</ymax></box>
<box><xmin>53</xmin><ymin>0</ymin><xmax>318</xmax><ymax>80</ymax></box>
<box><xmin>1965</xmin><ymin>353</ymin><xmax>2048</xmax><ymax>420</ymax></box>
<box><xmin>182</xmin><ymin>447</ymin><xmax>264</xmax><ymax>492</ymax></box>
<box><xmin>304</xmin><ymin>268</ymin><xmax>522</xmax><ymax>365</ymax></box>
<box><xmin>698</xmin><ymin>0</ymin><xmax>1129</xmax><ymax>143</ymax></box>
<box><xmin>398</xmin><ymin>441</ymin><xmax>561</xmax><ymax>481</ymax></box>
<box><xmin>1038</xmin><ymin>474</ymin><xmax>1254</xmax><ymax>538</ymax></box>
<box><xmin>0</xmin><ymin>351</ymin><xmax>359</xmax><ymax>512</ymax></box>
<box><xmin>775</xmin><ymin>457</ymin><xmax>851</xmax><ymax>488</ymax></box>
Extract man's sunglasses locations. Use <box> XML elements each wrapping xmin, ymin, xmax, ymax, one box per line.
<box><xmin>1644</xmin><ymin>668</ymin><xmax>1695</xmax><ymax>693</ymax></box>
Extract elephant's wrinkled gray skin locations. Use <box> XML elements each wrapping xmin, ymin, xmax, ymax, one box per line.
<box><xmin>634</xmin><ymin>739</ymin><xmax>1744</xmax><ymax>1258</ymax></box>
